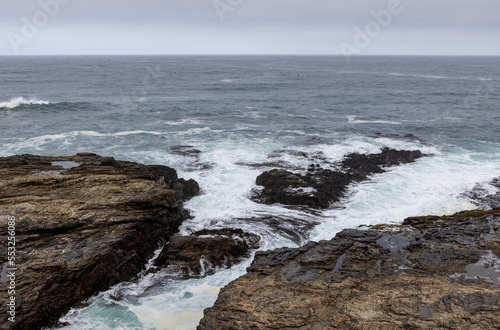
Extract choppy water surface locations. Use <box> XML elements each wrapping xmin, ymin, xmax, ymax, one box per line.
<box><xmin>1</xmin><ymin>55</ymin><xmax>499</xmax><ymax>329</ymax></box>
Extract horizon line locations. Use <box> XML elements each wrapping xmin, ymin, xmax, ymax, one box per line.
<box><xmin>1</xmin><ymin>54</ymin><xmax>499</xmax><ymax>57</ymax></box>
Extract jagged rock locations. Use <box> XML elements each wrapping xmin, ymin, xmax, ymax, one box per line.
<box><xmin>464</xmin><ymin>178</ymin><xmax>500</xmax><ymax>210</ymax></box>
<box><xmin>342</xmin><ymin>147</ymin><xmax>423</xmax><ymax>180</ymax></box>
<box><xmin>154</xmin><ymin>228</ymin><xmax>260</xmax><ymax>278</ymax></box>
<box><xmin>253</xmin><ymin>148</ymin><xmax>424</xmax><ymax>208</ymax></box>
<box><xmin>199</xmin><ymin>209</ymin><xmax>500</xmax><ymax>329</ymax></box>
<box><xmin>0</xmin><ymin>153</ymin><xmax>198</xmax><ymax>330</ymax></box>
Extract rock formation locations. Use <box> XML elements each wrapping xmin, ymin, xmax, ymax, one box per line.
<box><xmin>153</xmin><ymin>228</ymin><xmax>260</xmax><ymax>278</ymax></box>
<box><xmin>0</xmin><ymin>153</ymin><xmax>199</xmax><ymax>330</ymax></box>
<box><xmin>464</xmin><ymin>178</ymin><xmax>500</xmax><ymax>210</ymax></box>
<box><xmin>253</xmin><ymin>148</ymin><xmax>424</xmax><ymax>208</ymax></box>
<box><xmin>199</xmin><ymin>209</ymin><xmax>500</xmax><ymax>329</ymax></box>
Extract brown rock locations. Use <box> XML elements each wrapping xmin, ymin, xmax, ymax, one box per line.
<box><xmin>0</xmin><ymin>154</ymin><xmax>198</xmax><ymax>330</ymax></box>
<box><xmin>154</xmin><ymin>228</ymin><xmax>260</xmax><ymax>278</ymax></box>
<box><xmin>198</xmin><ymin>209</ymin><xmax>500</xmax><ymax>329</ymax></box>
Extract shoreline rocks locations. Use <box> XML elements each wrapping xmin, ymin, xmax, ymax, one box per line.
<box><xmin>253</xmin><ymin>148</ymin><xmax>424</xmax><ymax>208</ymax></box>
<box><xmin>0</xmin><ymin>153</ymin><xmax>199</xmax><ymax>330</ymax></box>
<box><xmin>199</xmin><ymin>209</ymin><xmax>500</xmax><ymax>329</ymax></box>
<box><xmin>153</xmin><ymin>228</ymin><xmax>260</xmax><ymax>279</ymax></box>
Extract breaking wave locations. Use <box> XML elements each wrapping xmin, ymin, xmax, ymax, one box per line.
<box><xmin>0</xmin><ymin>97</ymin><xmax>50</xmax><ymax>109</ymax></box>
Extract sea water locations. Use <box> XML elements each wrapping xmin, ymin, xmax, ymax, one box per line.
<box><xmin>1</xmin><ymin>55</ymin><xmax>499</xmax><ymax>329</ymax></box>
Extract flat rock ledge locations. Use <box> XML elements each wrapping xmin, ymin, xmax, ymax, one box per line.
<box><xmin>0</xmin><ymin>153</ymin><xmax>199</xmax><ymax>330</ymax></box>
<box><xmin>199</xmin><ymin>209</ymin><xmax>500</xmax><ymax>329</ymax></box>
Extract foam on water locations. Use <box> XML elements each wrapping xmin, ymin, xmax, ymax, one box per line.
<box><xmin>0</xmin><ymin>97</ymin><xmax>50</xmax><ymax>108</ymax></box>
<box><xmin>52</xmin><ymin>133</ymin><xmax>500</xmax><ymax>329</ymax></box>
<box><xmin>348</xmin><ymin>115</ymin><xmax>401</xmax><ymax>125</ymax></box>
<box><xmin>388</xmin><ymin>73</ymin><xmax>451</xmax><ymax>79</ymax></box>
<box><xmin>59</xmin><ymin>256</ymin><xmax>254</xmax><ymax>330</ymax></box>
<box><xmin>112</xmin><ymin>131</ymin><xmax>163</xmax><ymax>136</ymax></box>
<box><xmin>312</xmin><ymin>143</ymin><xmax>500</xmax><ymax>240</ymax></box>
<box><xmin>3</xmin><ymin>55</ymin><xmax>499</xmax><ymax>330</ymax></box>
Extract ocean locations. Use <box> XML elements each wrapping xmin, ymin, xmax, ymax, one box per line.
<box><xmin>1</xmin><ymin>55</ymin><xmax>499</xmax><ymax>329</ymax></box>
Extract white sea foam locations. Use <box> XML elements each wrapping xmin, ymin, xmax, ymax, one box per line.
<box><xmin>388</xmin><ymin>73</ymin><xmax>450</xmax><ymax>79</ymax></box>
<box><xmin>348</xmin><ymin>115</ymin><xmax>401</xmax><ymax>125</ymax></box>
<box><xmin>52</xmin><ymin>135</ymin><xmax>500</xmax><ymax>330</ymax></box>
<box><xmin>312</xmin><ymin>146</ymin><xmax>500</xmax><ymax>241</ymax></box>
<box><xmin>0</xmin><ymin>97</ymin><xmax>50</xmax><ymax>109</ymax></box>
<box><xmin>177</xmin><ymin>127</ymin><xmax>212</xmax><ymax>135</ymax></box>
<box><xmin>389</xmin><ymin>73</ymin><xmax>494</xmax><ymax>81</ymax></box>
<box><xmin>111</xmin><ymin>130</ymin><xmax>162</xmax><ymax>136</ymax></box>
<box><xmin>164</xmin><ymin>119</ymin><xmax>204</xmax><ymax>126</ymax></box>
<box><xmin>235</xmin><ymin>111</ymin><xmax>265</xmax><ymax>119</ymax></box>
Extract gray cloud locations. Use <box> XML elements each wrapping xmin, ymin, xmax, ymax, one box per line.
<box><xmin>1</xmin><ymin>0</ymin><xmax>499</xmax><ymax>55</ymax></box>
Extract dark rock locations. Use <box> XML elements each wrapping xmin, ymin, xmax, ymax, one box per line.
<box><xmin>463</xmin><ymin>178</ymin><xmax>500</xmax><ymax>210</ymax></box>
<box><xmin>153</xmin><ymin>228</ymin><xmax>260</xmax><ymax>278</ymax></box>
<box><xmin>237</xmin><ymin>149</ymin><xmax>331</xmax><ymax>171</ymax></box>
<box><xmin>169</xmin><ymin>145</ymin><xmax>202</xmax><ymax>157</ymax></box>
<box><xmin>253</xmin><ymin>148</ymin><xmax>424</xmax><ymax>209</ymax></box>
<box><xmin>0</xmin><ymin>154</ymin><xmax>199</xmax><ymax>330</ymax></box>
<box><xmin>199</xmin><ymin>209</ymin><xmax>500</xmax><ymax>329</ymax></box>
<box><xmin>342</xmin><ymin>147</ymin><xmax>423</xmax><ymax>180</ymax></box>
<box><xmin>179</xmin><ymin>178</ymin><xmax>200</xmax><ymax>200</ymax></box>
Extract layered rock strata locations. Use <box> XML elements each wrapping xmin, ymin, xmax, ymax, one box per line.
<box><xmin>199</xmin><ymin>209</ymin><xmax>500</xmax><ymax>329</ymax></box>
<box><xmin>0</xmin><ymin>153</ymin><xmax>199</xmax><ymax>330</ymax></box>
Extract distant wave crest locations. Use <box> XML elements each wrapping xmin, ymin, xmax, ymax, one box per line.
<box><xmin>0</xmin><ymin>97</ymin><xmax>50</xmax><ymax>109</ymax></box>
<box><xmin>348</xmin><ymin>115</ymin><xmax>401</xmax><ymax>125</ymax></box>
<box><xmin>388</xmin><ymin>73</ymin><xmax>449</xmax><ymax>79</ymax></box>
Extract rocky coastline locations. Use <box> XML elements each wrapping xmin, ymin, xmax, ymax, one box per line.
<box><xmin>2</xmin><ymin>151</ymin><xmax>499</xmax><ymax>329</ymax></box>
<box><xmin>199</xmin><ymin>209</ymin><xmax>500</xmax><ymax>329</ymax></box>
<box><xmin>0</xmin><ymin>153</ymin><xmax>199</xmax><ymax>329</ymax></box>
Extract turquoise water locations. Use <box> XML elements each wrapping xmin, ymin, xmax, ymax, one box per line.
<box><xmin>1</xmin><ymin>56</ymin><xmax>499</xmax><ymax>329</ymax></box>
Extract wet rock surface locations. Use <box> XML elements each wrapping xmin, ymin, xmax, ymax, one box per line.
<box><xmin>153</xmin><ymin>228</ymin><xmax>260</xmax><ymax>278</ymax></box>
<box><xmin>199</xmin><ymin>209</ymin><xmax>500</xmax><ymax>329</ymax></box>
<box><xmin>253</xmin><ymin>148</ymin><xmax>424</xmax><ymax>208</ymax></box>
<box><xmin>0</xmin><ymin>153</ymin><xmax>199</xmax><ymax>330</ymax></box>
<box><xmin>169</xmin><ymin>145</ymin><xmax>214</xmax><ymax>171</ymax></box>
<box><xmin>464</xmin><ymin>177</ymin><xmax>500</xmax><ymax>210</ymax></box>
<box><xmin>234</xmin><ymin>215</ymin><xmax>320</xmax><ymax>246</ymax></box>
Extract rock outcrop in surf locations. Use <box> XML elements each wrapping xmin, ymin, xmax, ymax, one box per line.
<box><xmin>153</xmin><ymin>228</ymin><xmax>260</xmax><ymax>278</ymax></box>
<box><xmin>199</xmin><ymin>209</ymin><xmax>500</xmax><ymax>329</ymax></box>
<box><xmin>253</xmin><ymin>148</ymin><xmax>424</xmax><ymax>208</ymax></box>
<box><xmin>0</xmin><ymin>153</ymin><xmax>199</xmax><ymax>330</ymax></box>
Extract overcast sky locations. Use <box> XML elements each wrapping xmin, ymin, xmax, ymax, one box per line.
<box><xmin>1</xmin><ymin>0</ymin><xmax>499</xmax><ymax>55</ymax></box>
